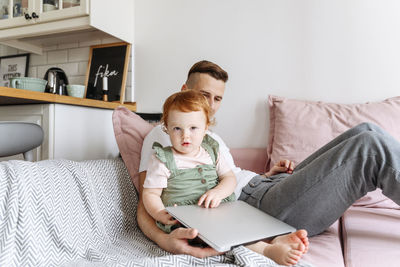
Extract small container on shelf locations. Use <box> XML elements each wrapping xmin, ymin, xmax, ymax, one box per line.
<box><xmin>102</xmin><ymin>76</ymin><xmax>108</xmax><ymax>101</ymax></box>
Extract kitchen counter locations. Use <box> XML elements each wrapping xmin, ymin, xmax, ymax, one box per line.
<box><xmin>0</xmin><ymin>86</ymin><xmax>136</xmax><ymax>111</ymax></box>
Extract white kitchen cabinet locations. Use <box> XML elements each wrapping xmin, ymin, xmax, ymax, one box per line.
<box><xmin>0</xmin><ymin>0</ymin><xmax>89</xmax><ymax>30</ymax></box>
<box><xmin>0</xmin><ymin>103</ymin><xmax>120</xmax><ymax>161</ymax></box>
<box><xmin>0</xmin><ymin>0</ymin><xmax>133</xmax><ymax>54</ymax></box>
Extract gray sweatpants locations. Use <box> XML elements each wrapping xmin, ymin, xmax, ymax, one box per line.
<box><xmin>239</xmin><ymin>122</ymin><xmax>400</xmax><ymax>236</ymax></box>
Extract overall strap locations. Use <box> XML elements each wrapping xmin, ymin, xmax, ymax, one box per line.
<box><xmin>152</xmin><ymin>142</ymin><xmax>178</xmax><ymax>174</ymax></box>
<box><xmin>201</xmin><ymin>134</ymin><xmax>219</xmax><ymax>164</ymax></box>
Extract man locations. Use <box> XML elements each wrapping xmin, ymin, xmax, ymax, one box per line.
<box><xmin>137</xmin><ymin>60</ymin><xmax>265</xmax><ymax>257</ymax></box>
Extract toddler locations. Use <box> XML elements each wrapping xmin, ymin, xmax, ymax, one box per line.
<box><xmin>142</xmin><ymin>90</ymin><xmax>308</xmax><ymax>266</ymax></box>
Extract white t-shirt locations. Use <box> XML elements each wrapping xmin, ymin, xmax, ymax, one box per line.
<box><xmin>139</xmin><ymin>125</ymin><xmax>256</xmax><ymax>199</ymax></box>
<box><xmin>143</xmin><ymin>146</ymin><xmax>232</xmax><ymax>188</ymax></box>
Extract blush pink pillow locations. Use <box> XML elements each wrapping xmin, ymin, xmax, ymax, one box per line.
<box><xmin>267</xmin><ymin>95</ymin><xmax>400</xmax><ymax>208</ymax></box>
<box><xmin>112</xmin><ymin>106</ymin><xmax>154</xmax><ymax>190</ymax></box>
<box><xmin>230</xmin><ymin>148</ymin><xmax>268</xmax><ymax>174</ymax></box>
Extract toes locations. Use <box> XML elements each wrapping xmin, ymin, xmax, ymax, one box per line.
<box><xmin>287</xmin><ymin>251</ymin><xmax>302</xmax><ymax>265</ymax></box>
<box><xmin>288</xmin><ymin>258</ymin><xmax>299</xmax><ymax>266</ymax></box>
<box><xmin>297</xmin><ymin>229</ymin><xmax>308</xmax><ymax>238</ymax></box>
<box><xmin>286</xmin><ymin>256</ymin><xmax>300</xmax><ymax>266</ymax></box>
<box><xmin>301</xmin><ymin>238</ymin><xmax>310</xmax><ymax>253</ymax></box>
<box><xmin>289</xmin><ymin>249</ymin><xmax>303</xmax><ymax>257</ymax></box>
<box><xmin>290</xmin><ymin>229</ymin><xmax>308</xmax><ymax>242</ymax></box>
<box><xmin>290</xmin><ymin>241</ymin><xmax>305</xmax><ymax>252</ymax></box>
<box><xmin>301</xmin><ymin>236</ymin><xmax>309</xmax><ymax>245</ymax></box>
<box><xmin>295</xmin><ymin>250</ymin><xmax>302</xmax><ymax>256</ymax></box>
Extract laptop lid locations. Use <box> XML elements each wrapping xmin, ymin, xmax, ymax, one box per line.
<box><xmin>166</xmin><ymin>200</ymin><xmax>296</xmax><ymax>252</ymax></box>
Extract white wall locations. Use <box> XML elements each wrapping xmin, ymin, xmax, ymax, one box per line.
<box><xmin>134</xmin><ymin>0</ymin><xmax>400</xmax><ymax>148</ymax></box>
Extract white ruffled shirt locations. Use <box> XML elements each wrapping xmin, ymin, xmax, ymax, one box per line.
<box><xmin>143</xmin><ymin>146</ymin><xmax>232</xmax><ymax>189</ymax></box>
<box><xmin>139</xmin><ymin>125</ymin><xmax>257</xmax><ymax>199</ymax></box>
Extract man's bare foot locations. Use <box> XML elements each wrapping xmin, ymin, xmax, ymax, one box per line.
<box><xmin>263</xmin><ymin>243</ymin><xmax>303</xmax><ymax>266</ymax></box>
<box><xmin>271</xmin><ymin>229</ymin><xmax>309</xmax><ymax>253</ymax></box>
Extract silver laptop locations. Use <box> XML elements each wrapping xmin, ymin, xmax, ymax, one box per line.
<box><xmin>166</xmin><ymin>200</ymin><xmax>296</xmax><ymax>252</ymax></box>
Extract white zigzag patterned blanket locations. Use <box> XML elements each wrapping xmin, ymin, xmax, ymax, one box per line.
<box><xmin>0</xmin><ymin>159</ymin><xmax>315</xmax><ymax>267</ymax></box>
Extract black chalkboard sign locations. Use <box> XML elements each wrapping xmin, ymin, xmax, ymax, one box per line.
<box><xmin>85</xmin><ymin>42</ymin><xmax>131</xmax><ymax>103</ymax></box>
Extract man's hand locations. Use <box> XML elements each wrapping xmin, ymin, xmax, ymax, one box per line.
<box><xmin>198</xmin><ymin>189</ymin><xmax>224</xmax><ymax>208</ymax></box>
<box><xmin>158</xmin><ymin>227</ymin><xmax>223</xmax><ymax>258</ymax></box>
<box><xmin>265</xmin><ymin>159</ymin><xmax>295</xmax><ymax>177</ymax></box>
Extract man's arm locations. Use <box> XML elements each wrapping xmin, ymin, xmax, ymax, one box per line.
<box><xmin>137</xmin><ymin>171</ymin><xmax>222</xmax><ymax>257</ymax></box>
<box><xmin>142</xmin><ymin>187</ymin><xmax>177</xmax><ymax>225</ymax></box>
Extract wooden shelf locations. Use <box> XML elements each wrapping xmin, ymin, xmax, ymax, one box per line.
<box><xmin>0</xmin><ymin>86</ymin><xmax>136</xmax><ymax>111</ymax></box>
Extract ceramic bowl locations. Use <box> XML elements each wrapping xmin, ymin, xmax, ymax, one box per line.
<box><xmin>10</xmin><ymin>77</ymin><xmax>47</xmax><ymax>92</ymax></box>
<box><xmin>66</xmin><ymin>84</ymin><xmax>85</xmax><ymax>98</ymax></box>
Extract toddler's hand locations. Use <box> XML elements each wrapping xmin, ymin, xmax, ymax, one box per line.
<box><xmin>198</xmin><ymin>189</ymin><xmax>223</xmax><ymax>208</ymax></box>
<box><xmin>155</xmin><ymin>209</ymin><xmax>178</xmax><ymax>225</ymax></box>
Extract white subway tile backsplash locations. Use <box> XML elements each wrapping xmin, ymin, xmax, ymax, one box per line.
<box><xmin>28</xmin><ymin>66</ymin><xmax>37</xmax><ymax>78</ymax></box>
<box><xmin>37</xmin><ymin>65</ymin><xmax>55</xmax><ymax>79</ymax></box>
<box><xmin>68</xmin><ymin>75</ymin><xmax>86</xmax><ymax>85</ymax></box>
<box><xmin>101</xmin><ymin>37</ymin><xmax>121</xmax><ymax>44</ymax></box>
<box><xmin>128</xmin><ymin>56</ymin><xmax>132</xmax><ymax>72</ymax></box>
<box><xmin>29</xmin><ymin>53</ymin><xmax>48</xmax><ymax>66</ymax></box>
<box><xmin>124</xmin><ymin>86</ymin><xmax>132</xmax><ymax>102</ymax></box>
<box><xmin>0</xmin><ymin>45</ymin><xmax>18</xmax><ymax>56</ymax></box>
<box><xmin>78</xmin><ymin>61</ymin><xmax>89</xmax><ymax>75</ymax></box>
<box><xmin>126</xmin><ymin>71</ymin><xmax>132</xmax><ymax>87</ymax></box>
<box><xmin>58</xmin><ymin>62</ymin><xmax>79</xmax><ymax>77</ymax></box>
<box><xmin>48</xmin><ymin>50</ymin><xmax>68</xmax><ymax>64</ymax></box>
<box><xmin>69</xmin><ymin>47</ymin><xmax>90</xmax><ymax>62</ymax></box>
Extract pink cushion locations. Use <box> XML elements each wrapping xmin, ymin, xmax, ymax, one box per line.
<box><xmin>230</xmin><ymin>148</ymin><xmax>268</xmax><ymax>174</ymax></box>
<box><xmin>267</xmin><ymin>95</ymin><xmax>400</xmax><ymax>208</ymax></box>
<box><xmin>342</xmin><ymin>207</ymin><xmax>400</xmax><ymax>267</ymax></box>
<box><xmin>112</xmin><ymin>106</ymin><xmax>154</xmax><ymax>190</ymax></box>
<box><xmin>352</xmin><ymin>188</ymin><xmax>400</xmax><ymax>209</ymax></box>
<box><xmin>302</xmin><ymin>221</ymin><xmax>345</xmax><ymax>267</ymax></box>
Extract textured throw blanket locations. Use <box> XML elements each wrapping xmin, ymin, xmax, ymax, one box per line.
<box><xmin>0</xmin><ymin>159</ymin><xmax>315</xmax><ymax>267</ymax></box>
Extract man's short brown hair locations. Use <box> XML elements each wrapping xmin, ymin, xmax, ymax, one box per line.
<box><xmin>187</xmin><ymin>60</ymin><xmax>228</xmax><ymax>83</ymax></box>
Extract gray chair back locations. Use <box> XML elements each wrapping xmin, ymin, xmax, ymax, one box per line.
<box><xmin>0</xmin><ymin>122</ymin><xmax>44</xmax><ymax>161</ymax></box>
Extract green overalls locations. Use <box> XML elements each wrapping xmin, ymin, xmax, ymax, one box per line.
<box><xmin>152</xmin><ymin>134</ymin><xmax>236</xmax><ymax>233</ymax></box>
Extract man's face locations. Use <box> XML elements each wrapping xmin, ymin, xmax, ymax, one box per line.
<box><xmin>184</xmin><ymin>73</ymin><xmax>226</xmax><ymax>116</ymax></box>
